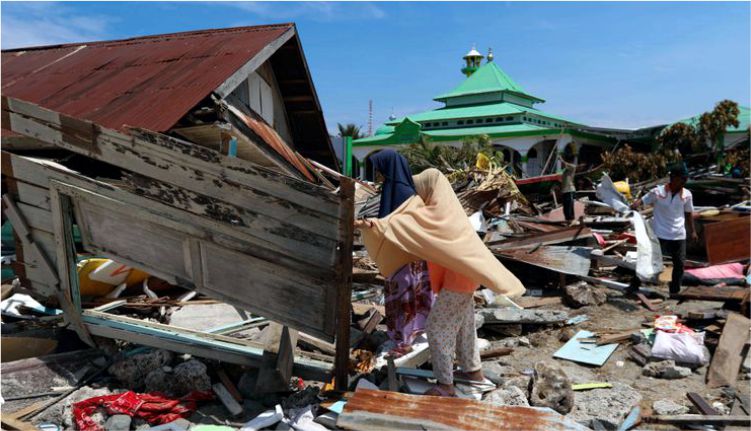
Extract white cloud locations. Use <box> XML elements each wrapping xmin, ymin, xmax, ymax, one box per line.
<box><xmin>1</xmin><ymin>3</ymin><xmax>115</xmax><ymax>49</ymax></box>
<box><xmin>218</xmin><ymin>1</ymin><xmax>386</xmax><ymax>22</ymax></box>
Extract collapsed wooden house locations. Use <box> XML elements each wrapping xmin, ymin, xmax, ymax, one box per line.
<box><xmin>1</xmin><ymin>25</ymin><xmax>353</xmax><ymax>389</ymax></box>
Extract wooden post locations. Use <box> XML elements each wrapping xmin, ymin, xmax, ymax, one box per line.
<box><xmin>334</xmin><ymin>177</ymin><xmax>355</xmax><ymax>391</ymax></box>
<box><xmin>49</xmin><ymin>187</ymin><xmax>96</xmax><ymax>347</ymax></box>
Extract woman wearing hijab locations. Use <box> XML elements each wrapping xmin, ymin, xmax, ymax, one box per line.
<box><xmin>356</xmin><ymin>167</ymin><xmax>525</xmax><ymax>397</ymax></box>
<box><xmin>357</xmin><ymin>149</ymin><xmax>434</xmax><ymax>357</ymax></box>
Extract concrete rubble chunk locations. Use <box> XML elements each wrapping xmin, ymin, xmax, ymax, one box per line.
<box><xmin>43</xmin><ymin>386</ymin><xmax>113</xmax><ymax>429</ymax></box>
<box><xmin>529</xmin><ymin>361</ymin><xmax>574</xmax><ymax>414</ymax></box>
<box><xmin>484</xmin><ymin>386</ymin><xmax>530</xmax><ymax>407</ymax></box>
<box><xmin>503</xmin><ymin>375</ymin><xmax>533</xmax><ymax>398</ymax></box>
<box><xmin>564</xmin><ymin>282</ymin><xmax>607</xmax><ymax>308</ymax></box>
<box><xmin>104</xmin><ymin>414</ymin><xmax>132</xmax><ymax>431</ymax></box>
<box><xmin>145</xmin><ymin>358</ymin><xmax>211</xmax><ymax>396</ymax></box>
<box><xmin>479</xmin><ymin>308</ymin><xmax>569</xmax><ymax>325</ymax></box>
<box><xmin>108</xmin><ymin>349</ymin><xmax>173</xmax><ymax>390</ymax></box>
<box><xmin>642</xmin><ymin>360</ymin><xmax>692</xmax><ymax>379</ymax></box>
<box><xmin>568</xmin><ymin>382</ymin><xmax>642</xmax><ymax>430</ymax></box>
<box><xmin>652</xmin><ymin>399</ymin><xmax>689</xmax><ymax>416</ymax></box>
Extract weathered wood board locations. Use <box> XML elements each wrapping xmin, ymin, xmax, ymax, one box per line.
<box><xmin>703</xmin><ymin>215</ymin><xmax>751</xmax><ymax>264</ymax></box>
<box><xmin>707</xmin><ymin>312</ymin><xmax>751</xmax><ymax>388</ymax></box>
<box><xmin>1</xmin><ymin>96</ymin><xmax>354</xmax><ymax>343</ymax></box>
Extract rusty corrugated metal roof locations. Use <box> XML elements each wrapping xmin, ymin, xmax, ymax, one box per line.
<box><xmin>1</xmin><ymin>24</ymin><xmax>293</xmax><ymax>133</ymax></box>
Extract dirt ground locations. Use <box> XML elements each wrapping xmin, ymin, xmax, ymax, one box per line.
<box><xmin>481</xmin><ymin>284</ymin><xmax>750</xmax><ymax>419</ymax></box>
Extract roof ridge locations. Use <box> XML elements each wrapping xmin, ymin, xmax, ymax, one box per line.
<box><xmin>2</xmin><ymin>23</ymin><xmax>295</xmax><ymax>52</ymax></box>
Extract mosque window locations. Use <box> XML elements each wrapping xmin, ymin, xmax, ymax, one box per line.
<box><xmin>506</xmin><ymin>116</ymin><xmax>513</xmax><ymax>121</ymax></box>
<box><xmin>458</xmin><ymin>120</ymin><xmax>465</xmax><ymax>125</ymax></box>
<box><xmin>528</xmin><ymin>148</ymin><xmax>538</xmax><ymax>158</ymax></box>
<box><xmin>486</xmin><ymin>118</ymin><xmax>493</xmax><ymax>123</ymax></box>
<box><xmin>467</xmin><ymin>119</ymin><xmax>474</xmax><ymax>125</ymax></box>
<box><xmin>442</xmin><ymin>122</ymin><xmax>448</xmax><ymax>126</ymax></box>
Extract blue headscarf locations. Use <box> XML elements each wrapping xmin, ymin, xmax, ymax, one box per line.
<box><xmin>371</xmin><ymin>149</ymin><xmax>417</xmax><ymax>218</ymax></box>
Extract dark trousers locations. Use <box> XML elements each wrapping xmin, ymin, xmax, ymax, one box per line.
<box><xmin>562</xmin><ymin>192</ymin><xmax>576</xmax><ymax>221</ymax></box>
<box><xmin>659</xmin><ymin>238</ymin><xmax>686</xmax><ymax>294</ymax></box>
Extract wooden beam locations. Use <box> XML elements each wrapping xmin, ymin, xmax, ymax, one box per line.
<box><xmin>686</xmin><ymin>392</ymin><xmax>720</xmax><ymax>415</ymax></box>
<box><xmin>707</xmin><ymin>312</ymin><xmax>751</xmax><ymax>388</ymax></box>
<box><xmin>214</xmin><ymin>27</ymin><xmax>296</xmax><ymax>98</ymax></box>
<box><xmin>645</xmin><ymin>415</ymin><xmax>750</xmax><ymax>426</ymax></box>
<box><xmin>334</xmin><ymin>177</ymin><xmax>355</xmax><ymax>391</ymax></box>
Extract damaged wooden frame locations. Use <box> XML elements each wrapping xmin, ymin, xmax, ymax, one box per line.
<box><xmin>1</xmin><ymin>96</ymin><xmax>354</xmax><ymax>389</ymax></box>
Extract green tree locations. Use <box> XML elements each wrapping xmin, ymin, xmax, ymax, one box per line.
<box><xmin>337</xmin><ymin>123</ymin><xmax>364</xmax><ymax>139</ymax></box>
<box><xmin>697</xmin><ymin>100</ymin><xmax>740</xmax><ymax>166</ymax></box>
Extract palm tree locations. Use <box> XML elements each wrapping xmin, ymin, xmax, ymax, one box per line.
<box><xmin>337</xmin><ymin>123</ymin><xmax>364</xmax><ymax>139</ymax></box>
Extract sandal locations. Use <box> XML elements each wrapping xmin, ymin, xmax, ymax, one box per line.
<box><xmin>424</xmin><ymin>385</ymin><xmax>456</xmax><ymax>397</ymax></box>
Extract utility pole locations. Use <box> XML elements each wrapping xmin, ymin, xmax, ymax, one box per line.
<box><xmin>368</xmin><ymin>99</ymin><xmax>373</xmax><ymax>136</ymax></box>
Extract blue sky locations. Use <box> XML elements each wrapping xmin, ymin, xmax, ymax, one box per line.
<box><xmin>2</xmin><ymin>1</ymin><xmax>749</xmax><ymax>132</ymax></box>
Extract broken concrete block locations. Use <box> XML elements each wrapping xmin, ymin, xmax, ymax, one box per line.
<box><xmin>172</xmin><ymin>359</ymin><xmax>211</xmax><ymax>395</ymax></box>
<box><xmin>518</xmin><ymin>336</ymin><xmax>531</xmax><ymax>347</ymax></box>
<box><xmin>484</xmin><ymin>386</ymin><xmax>530</xmax><ymax>407</ymax></box>
<box><xmin>108</xmin><ymin>349</ymin><xmax>173</xmax><ymax>390</ymax></box>
<box><xmin>104</xmin><ymin>414</ymin><xmax>132</xmax><ymax>431</ymax></box>
<box><xmin>282</xmin><ymin>386</ymin><xmax>320</xmax><ymax>410</ymax></box>
<box><xmin>52</xmin><ymin>386</ymin><xmax>113</xmax><ymax>429</ymax></box>
<box><xmin>530</xmin><ymin>361</ymin><xmax>574</xmax><ymax>414</ymax></box>
<box><xmin>652</xmin><ymin>399</ymin><xmax>689</xmax><ymax>416</ymax></box>
<box><xmin>144</xmin><ymin>367</ymin><xmax>172</xmax><ymax>394</ymax></box>
<box><xmin>503</xmin><ymin>375</ymin><xmax>532</xmax><ymax>398</ymax></box>
<box><xmin>474</xmin><ymin>313</ymin><xmax>485</xmax><ymax>330</ymax></box>
<box><xmin>642</xmin><ymin>360</ymin><xmax>692</xmax><ymax>379</ymax></box>
<box><xmin>568</xmin><ymin>382</ymin><xmax>641</xmax><ymax>429</ymax></box>
<box><xmin>479</xmin><ymin>308</ymin><xmax>569</xmax><ymax>325</ymax></box>
<box><xmin>564</xmin><ymin>282</ymin><xmax>607</xmax><ymax>308</ymax></box>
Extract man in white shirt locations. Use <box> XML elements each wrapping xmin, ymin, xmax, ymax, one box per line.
<box><xmin>631</xmin><ymin>163</ymin><xmax>698</xmax><ymax>295</ymax></box>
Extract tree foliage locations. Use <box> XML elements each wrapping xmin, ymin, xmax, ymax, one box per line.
<box><xmin>337</xmin><ymin>123</ymin><xmax>364</xmax><ymax>139</ymax></box>
<box><xmin>601</xmin><ymin>144</ymin><xmax>681</xmax><ymax>183</ymax></box>
<box><xmin>399</xmin><ymin>134</ymin><xmax>504</xmax><ymax>174</ymax></box>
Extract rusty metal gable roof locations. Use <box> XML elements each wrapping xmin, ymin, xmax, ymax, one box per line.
<box><xmin>1</xmin><ymin>24</ymin><xmax>294</xmax><ymax>132</ymax></box>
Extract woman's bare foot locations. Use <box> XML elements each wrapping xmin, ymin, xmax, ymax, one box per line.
<box><xmin>386</xmin><ymin>344</ymin><xmax>413</xmax><ymax>359</ymax></box>
<box><xmin>424</xmin><ymin>383</ymin><xmax>456</xmax><ymax>397</ymax></box>
<box><xmin>454</xmin><ymin>369</ymin><xmax>486</xmax><ymax>383</ymax></box>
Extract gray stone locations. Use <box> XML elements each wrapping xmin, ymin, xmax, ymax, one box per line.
<box><xmin>499</xmin><ymin>338</ymin><xmax>520</xmax><ymax>348</ymax></box>
<box><xmin>108</xmin><ymin>349</ymin><xmax>173</xmax><ymax>390</ymax></box>
<box><xmin>172</xmin><ymin>359</ymin><xmax>211</xmax><ymax>395</ymax></box>
<box><xmin>642</xmin><ymin>360</ymin><xmax>692</xmax><ymax>379</ymax></box>
<box><xmin>564</xmin><ymin>282</ymin><xmax>607</xmax><ymax>308</ymax></box>
<box><xmin>503</xmin><ymin>375</ymin><xmax>532</xmax><ymax>398</ymax></box>
<box><xmin>484</xmin><ymin>386</ymin><xmax>530</xmax><ymax>407</ymax></box>
<box><xmin>568</xmin><ymin>382</ymin><xmax>642</xmax><ymax>430</ymax></box>
<box><xmin>144</xmin><ymin>367</ymin><xmax>172</xmax><ymax>393</ymax></box>
<box><xmin>104</xmin><ymin>414</ymin><xmax>132</xmax><ymax>431</ymax></box>
<box><xmin>474</xmin><ymin>313</ymin><xmax>485</xmax><ymax>330</ymax></box>
<box><xmin>518</xmin><ymin>336</ymin><xmax>531</xmax><ymax>347</ymax></box>
<box><xmin>481</xmin><ymin>362</ymin><xmax>516</xmax><ymax>385</ymax></box>
<box><xmin>529</xmin><ymin>362</ymin><xmax>574</xmax><ymax>414</ymax></box>
<box><xmin>47</xmin><ymin>386</ymin><xmax>113</xmax><ymax>429</ymax></box>
<box><xmin>479</xmin><ymin>308</ymin><xmax>569</xmax><ymax>325</ymax></box>
<box><xmin>559</xmin><ymin>328</ymin><xmax>576</xmax><ymax>342</ymax></box>
<box><xmin>529</xmin><ymin>332</ymin><xmax>547</xmax><ymax>347</ymax></box>
<box><xmin>652</xmin><ymin>399</ymin><xmax>689</xmax><ymax>416</ymax></box>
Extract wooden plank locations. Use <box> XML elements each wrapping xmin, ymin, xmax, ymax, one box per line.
<box><xmin>216</xmin><ymin>369</ymin><xmax>243</xmax><ymax>402</ymax></box>
<box><xmin>678</xmin><ymin>286</ymin><xmax>749</xmax><ymax>302</ymax></box>
<box><xmin>595</xmin><ymin>330</ymin><xmax>635</xmax><ymax>345</ymax></box>
<box><xmin>686</xmin><ymin>392</ymin><xmax>720</xmax><ymax>415</ymax></box>
<box><xmin>334</xmin><ymin>177</ymin><xmax>355</xmax><ymax>392</ymax></box>
<box><xmin>480</xmin><ymin>346</ymin><xmax>514</xmax><ymax>360</ymax></box>
<box><xmin>488</xmin><ymin>225</ymin><xmax>592</xmax><ymax>250</ymax></box>
<box><xmin>707</xmin><ymin>312</ymin><xmax>751</xmax><ymax>388</ymax></box>
<box><xmin>15</xmin><ymin>180</ymin><xmax>51</xmax><ymax>210</ymax></box>
<box><xmin>213</xmin><ymin>383</ymin><xmax>243</xmax><ymax>417</ymax></box>
<box><xmin>16</xmin><ymin>202</ymin><xmax>53</xmax><ymax>234</ymax></box>
<box><xmin>2</xmin><ymin>97</ymin><xmax>339</xmax><ymax>216</ymax></box>
<box><xmin>636</xmin><ymin>293</ymin><xmax>659</xmax><ymax>312</ymax></box>
<box><xmin>494</xmin><ymin>245</ymin><xmax>591</xmax><ymax>277</ymax></box>
<box><xmin>645</xmin><ymin>415</ymin><xmax>750</xmax><ymax>426</ymax></box>
<box><xmin>337</xmin><ymin>389</ymin><xmax>588</xmax><ymax>431</ymax></box>
<box><xmin>513</xmin><ymin>296</ymin><xmax>563</xmax><ymax>309</ymax></box>
<box><xmin>703</xmin><ymin>216</ymin><xmax>750</xmax><ymax>264</ymax></box>
<box><xmin>49</xmin><ymin>188</ymin><xmax>96</xmax><ymax>347</ymax></box>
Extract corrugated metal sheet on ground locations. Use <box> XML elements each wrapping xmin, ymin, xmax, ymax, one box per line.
<box><xmin>1</xmin><ymin>24</ymin><xmax>292</xmax><ymax>132</ymax></box>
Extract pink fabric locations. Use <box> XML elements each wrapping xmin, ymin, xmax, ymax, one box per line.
<box><xmin>685</xmin><ymin>263</ymin><xmax>744</xmax><ymax>280</ymax></box>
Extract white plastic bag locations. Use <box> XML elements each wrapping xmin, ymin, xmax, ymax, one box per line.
<box><xmin>651</xmin><ymin>330</ymin><xmax>707</xmax><ymax>365</ymax></box>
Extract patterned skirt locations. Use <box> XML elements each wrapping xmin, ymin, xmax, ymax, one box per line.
<box><xmin>384</xmin><ymin>260</ymin><xmax>434</xmax><ymax>349</ymax></box>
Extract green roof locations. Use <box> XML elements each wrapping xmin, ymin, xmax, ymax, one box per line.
<box><xmin>434</xmin><ymin>62</ymin><xmax>543</xmax><ymax>102</ymax></box>
<box><xmin>674</xmin><ymin>105</ymin><xmax>750</xmax><ymax>134</ymax></box>
<box><xmin>385</xmin><ymin>102</ymin><xmax>579</xmax><ymax>126</ymax></box>
<box><xmin>424</xmin><ymin>123</ymin><xmax>550</xmax><ymax>137</ymax></box>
